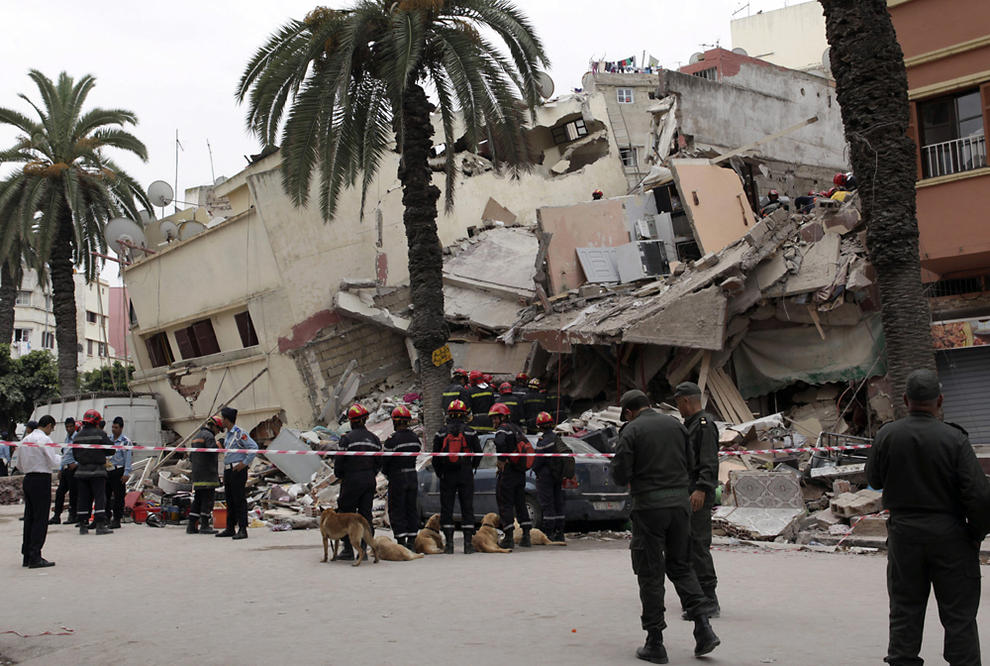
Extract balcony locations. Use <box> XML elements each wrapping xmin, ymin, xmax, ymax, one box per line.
<box><xmin>922</xmin><ymin>133</ymin><xmax>986</xmax><ymax>179</ymax></box>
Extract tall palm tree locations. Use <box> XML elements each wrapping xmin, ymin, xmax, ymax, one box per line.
<box><xmin>819</xmin><ymin>0</ymin><xmax>935</xmax><ymax>416</ymax></box>
<box><xmin>238</xmin><ymin>1</ymin><xmax>549</xmax><ymax>431</ymax></box>
<box><xmin>0</xmin><ymin>71</ymin><xmax>151</xmax><ymax>394</ymax></box>
<box><xmin>0</xmin><ymin>225</ymin><xmax>33</xmax><ymax>347</ymax></box>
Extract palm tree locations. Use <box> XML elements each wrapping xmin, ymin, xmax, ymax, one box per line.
<box><xmin>0</xmin><ymin>226</ymin><xmax>32</xmax><ymax>347</ymax></box>
<box><xmin>819</xmin><ymin>0</ymin><xmax>935</xmax><ymax>416</ymax></box>
<box><xmin>0</xmin><ymin>71</ymin><xmax>151</xmax><ymax>394</ymax></box>
<box><xmin>238</xmin><ymin>1</ymin><xmax>548</xmax><ymax>431</ymax></box>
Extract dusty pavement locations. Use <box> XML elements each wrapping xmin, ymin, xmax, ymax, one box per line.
<box><xmin>1</xmin><ymin>505</ymin><xmax>987</xmax><ymax>666</ymax></box>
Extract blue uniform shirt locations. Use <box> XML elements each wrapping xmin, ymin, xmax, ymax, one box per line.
<box><xmin>222</xmin><ymin>425</ymin><xmax>258</xmax><ymax>467</ymax></box>
<box><xmin>109</xmin><ymin>434</ymin><xmax>133</xmax><ymax>474</ymax></box>
<box><xmin>0</xmin><ymin>444</ymin><xmax>10</xmax><ymax>463</ymax></box>
<box><xmin>61</xmin><ymin>433</ymin><xmax>77</xmax><ymax>468</ymax></box>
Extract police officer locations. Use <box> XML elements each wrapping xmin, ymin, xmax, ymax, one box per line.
<box><xmin>188</xmin><ymin>415</ymin><xmax>222</xmax><ymax>535</ymax></box>
<box><xmin>432</xmin><ymin>400</ymin><xmax>482</xmax><ymax>554</ymax></box>
<box><xmin>494</xmin><ymin>382</ymin><xmax>524</xmax><ymax>426</ymax></box>
<box><xmin>73</xmin><ymin>409</ymin><xmax>115</xmax><ymax>535</ymax></box>
<box><xmin>105</xmin><ymin>417</ymin><xmax>132</xmax><ymax>530</ymax></box>
<box><xmin>867</xmin><ymin>369</ymin><xmax>990</xmax><ymax>666</ymax></box>
<box><xmin>467</xmin><ymin>370</ymin><xmax>495</xmax><ymax>434</ymax></box>
<box><xmin>215</xmin><ymin>407</ymin><xmax>258</xmax><ymax>541</ymax></box>
<box><xmin>523</xmin><ymin>378</ymin><xmax>546</xmax><ymax>434</ymax></box>
<box><xmin>533</xmin><ymin>411</ymin><xmax>570</xmax><ymax>543</ymax></box>
<box><xmin>442</xmin><ymin>368</ymin><xmax>471</xmax><ymax>414</ymax></box>
<box><xmin>674</xmin><ymin>382</ymin><xmax>720</xmax><ymax>619</ymax></box>
<box><xmin>491</xmin><ymin>402</ymin><xmax>532</xmax><ymax>549</ymax></box>
<box><xmin>610</xmin><ymin>390</ymin><xmax>719</xmax><ymax>663</ymax></box>
<box><xmin>383</xmin><ymin>405</ymin><xmax>421</xmax><ymax>549</ymax></box>
<box><xmin>50</xmin><ymin>417</ymin><xmax>78</xmax><ymax>525</ymax></box>
<box><xmin>334</xmin><ymin>404</ymin><xmax>382</xmax><ymax>560</ymax></box>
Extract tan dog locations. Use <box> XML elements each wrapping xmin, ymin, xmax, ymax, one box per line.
<box><xmin>319</xmin><ymin>508</ymin><xmax>379</xmax><ymax>566</ymax></box>
<box><xmin>472</xmin><ymin>512</ymin><xmax>511</xmax><ymax>553</ymax></box>
<box><xmin>513</xmin><ymin>520</ymin><xmax>566</xmax><ymax>546</ymax></box>
<box><xmin>374</xmin><ymin>535</ymin><xmax>425</xmax><ymax>561</ymax></box>
<box><xmin>414</xmin><ymin>514</ymin><xmax>445</xmax><ymax>555</ymax></box>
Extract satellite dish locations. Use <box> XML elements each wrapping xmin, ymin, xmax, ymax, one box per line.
<box><xmin>206</xmin><ymin>216</ymin><xmax>227</xmax><ymax>229</ymax></box>
<box><xmin>535</xmin><ymin>71</ymin><xmax>555</xmax><ymax>99</ymax></box>
<box><xmin>821</xmin><ymin>47</ymin><xmax>832</xmax><ymax>75</ymax></box>
<box><xmin>137</xmin><ymin>209</ymin><xmax>155</xmax><ymax>225</ymax></box>
<box><xmin>689</xmin><ymin>52</ymin><xmax>704</xmax><ymax>65</ymax></box>
<box><xmin>148</xmin><ymin>180</ymin><xmax>174</xmax><ymax>208</ymax></box>
<box><xmin>731</xmin><ymin>47</ymin><xmax>748</xmax><ymax>56</ymax></box>
<box><xmin>105</xmin><ymin>217</ymin><xmax>147</xmax><ymax>258</ymax></box>
<box><xmin>178</xmin><ymin>220</ymin><xmax>206</xmax><ymax>241</ymax></box>
<box><xmin>159</xmin><ymin>220</ymin><xmax>179</xmax><ymax>242</ymax></box>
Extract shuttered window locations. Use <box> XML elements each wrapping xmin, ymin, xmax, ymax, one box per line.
<box><xmin>174</xmin><ymin>319</ymin><xmax>221</xmax><ymax>359</ymax></box>
<box><xmin>234</xmin><ymin>311</ymin><xmax>259</xmax><ymax>348</ymax></box>
<box><xmin>144</xmin><ymin>332</ymin><xmax>174</xmax><ymax>368</ymax></box>
<box><xmin>936</xmin><ymin>345</ymin><xmax>990</xmax><ymax>445</ymax></box>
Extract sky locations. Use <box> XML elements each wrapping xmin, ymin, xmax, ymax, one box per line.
<box><xmin>0</xmin><ymin>0</ymin><xmax>800</xmax><ymax>283</ymax></box>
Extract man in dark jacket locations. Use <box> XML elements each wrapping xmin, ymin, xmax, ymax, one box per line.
<box><xmin>610</xmin><ymin>390</ymin><xmax>719</xmax><ymax>664</ymax></box>
<box><xmin>491</xmin><ymin>402</ymin><xmax>532</xmax><ymax>549</ymax></box>
<box><xmin>73</xmin><ymin>409</ymin><xmax>115</xmax><ymax>535</ymax></box>
<box><xmin>432</xmin><ymin>400</ymin><xmax>483</xmax><ymax>553</ymax></box>
<box><xmin>867</xmin><ymin>369</ymin><xmax>990</xmax><ymax>666</ymax></box>
<box><xmin>533</xmin><ymin>411</ymin><xmax>571</xmax><ymax>543</ymax></box>
<box><xmin>188</xmin><ymin>415</ymin><xmax>222</xmax><ymax>534</ymax></box>
<box><xmin>382</xmin><ymin>405</ymin><xmax>421</xmax><ymax>549</ymax></box>
<box><xmin>441</xmin><ymin>368</ymin><xmax>471</xmax><ymax>415</ymax></box>
<box><xmin>494</xmin><ymin>382</ymin><xmax>524</xmax><ymax>426</ymax></box>
<box><xmin>523</xmin><ymin>378</ymin><xmax>547</xmax><ymax>434</ymax></box>
<box><xmin>334</xmin><ymin>403</ymin><xmax>382</xmax><ymax>560</ymax></box>
<box><xmin>675</xmin><ymin>381</ymin><xmax>721</xmax><ymax>618</ymax></box>
<box><xmin>467</xmin><ymin>371</ymin><xmax>495</xmax><ymax>434</ymax></box>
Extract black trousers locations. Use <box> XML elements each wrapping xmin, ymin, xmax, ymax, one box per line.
<box><xmin>387</xmin><ymin>472</ymin><xmax>419</xmax><ymax>539</ymax></box>
<box><xmin>106</xmin><ymin>468</ymin><xmax>126</xmax><ymax>523</ymax></box>
<box><xmin>497</xmin><ymin>467</ymin><xmax>531</xmax><ymax>530</ymax></box>
<box><xmin>191</xmin><ymin>487</ymin><xmax>217</xmax><ymax>522</ymax></box>
<box><xmin>0</xmin><ymin>459</ymin><xmax>8</xmax><ymax>476</ymax></box>
<box><xmin>536</xmin><ymin>473</ymin><xmax>565</xmax><ymax>533</ymax></box>
<box><xmin>630</xmin><ymin>507</ymin><xmax>710</xmax><ymax>632</ymax></box>
<box><xmin>22</xmin><ymin>473</ymin><xmax>52</xmax><ymax>563</ymax></box>
<box><xmin>439</xmin><ymin>467</ymin><xmax>475</xmax><ymax>533</ymax></box>
<box><xmin>76</xmin><ymin>475</ymin><xmax>107</xmax><ymax>523</ymax></box>
<box><xmin>886</xmin><ymin>531</ymin><xmax>982</xmax><ymax>666</ymax></box>
<box><xmin>689</xmin><ymin>501</ymin><xmax>718</xmax><ymax>596</ymax></box>
<box><xmin>52</xmin><ymin>467</ymin><xmax>77</xmax><ymax>519</ymax></box>
<box><xmin>338</xmin><ymin>473</ymin><xmax>376</xmax><ymax>552</ymax></box>
<box><xmin>223</xmin><ymin>466</ymin><xmax>249</xmax><ymax>531</ymax></box>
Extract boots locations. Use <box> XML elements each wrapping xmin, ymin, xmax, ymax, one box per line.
<box><xmin>109</xmin><ymin>519</ymin><xmax>122</xmax><ymax>529</ymax></box>
<box><xmin>682</xmin><ymin>593</ymin><xmax>720</xmax><ymax>621</ymax></box>
<box><xmin>636</xmin><ymin>628</ymin><xmax>668</xmax><ymax>664</ymax></box>
<box><xmin>519</xmin><ymin>527</ymin><xmax>532</xmax><ymax>548</ymax></box>
<box><xmin>552</xmin><ymin>530</ymin><xmax>566</xmax><ymax>543</ymax></box>
<box><xmin>692</xmin><ymin>617</ymin><xmax>720</xmax><ymax>657</ymax></box>
<box><xmin>338</xmin><ymin>536</ymin><xmax>355</xmax><ymax>560</ymax></box>
<box><xmin>463</xmin><ymin>530</ymin><xmax>474</xmax><ymax>554</ymax></box>
<box><xmin>48</xmin><ymin>515</ymin><xmax>61</xmax><ymax>525</ymax></box>
<box><xmin>95</xmin><ymin>520</ymin><xmax>113</xmax><ymax>536</ymax></box>
<box><xmin>443</xmin><ymin>528</ymin><xmax>455</xmax><ymax>554</ymax></box>
<box><xmin>215</xmin><ymin>521</ymin><xmax>236</xmax><ymax>538</ymax></box>
<box><xmin>186</xmin><ymin>517</ymin><xmax>200</xmax><ymax>534</ymax></box>
<box><xmin>498</xmin><ymin>526</ymin><xmax>514</xmax><ymax>550</ymax></box>
<box><xmin>199</xmin><ymin>518</ymin><xmax>217</xmax><ymax>535</ymax></box>
<box><xmin>78</xmin><ymin>521</ymin><xmax>89</xmax><ymax>535</ymax></box>
<box><xmin>232</xmin><ymin>527</ymin><xmax>248</xmax><ymax>540</ymax></box>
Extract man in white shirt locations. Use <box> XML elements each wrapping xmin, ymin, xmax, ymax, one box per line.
<box><xmin>19</xmin><ymin>415</ymin><xmax>61</xmax><ymax>568</ymax></box>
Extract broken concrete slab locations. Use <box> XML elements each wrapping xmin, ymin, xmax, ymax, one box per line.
<box><xmin>334</xmin><ymin>291</ymin><xmax>410</xmax><ymax>332</ymax></box>
<box><xmin>623</xmin><ymin>286</ymin><xmax>727</xmax><ymax>350</ymax></box>
<box><xmin>729</xmin><ymin>470</ymin><xmax>804</xmax><ymax>510</ymax></box>
<box><xmin>481</xmin><ymin>197</ymin><xmax>517</xmax><ymax>226</ymax></box>
<box><xmin>765</xmin><ymin>233</ymin><xmax>841</xmax><ymax>297</ymax></box>
<box><xmin>444</xmin><ymin>227</ymin><xmax>538</xmax><ymax>296</ymax></box>
<box><xmin>537</xmin><ymin>199</ymin><xmax>631</xmax><ymax>294</ymax></box>
<box><xmin>671</xmin><ymin>159</ymin><xmax>757</xmax><ymax>255</ymax></box>
<box><xmin>713</xmin><ymin>505</ymin><xmax>805</xmax><ymax>541</ymax></box>
<box><xmin>809</xmin><ymin>463</ymin><xmax>867</xmax><ymax>481</ymax></box>
<box><xmin>444</xmin><ymin>284</ymin><xmax>524</xmax><ymax>332</ymax></box>
<box><xmin>266</xmin><ymin>428</ymin><xmax>327</xmax><ymax>485</ymax></box>
<box><xmin>830</xmin><ymin>489</ymin><xmax>882</xmax><ymax>518</ymax></box>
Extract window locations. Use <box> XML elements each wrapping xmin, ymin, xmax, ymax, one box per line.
<box><xmin>87</xmin><ymin>340</ymin><xmax>94</xmax><ymax>356</ymax></box>
<box><xmin>41</xmin><ymin>331</ymin><xmax>55</xmax><ymax>349</ymax></box>
<box><xmin>144</xmin><ymin>331</ymin><xmax>174</xmax><ymax>368</ymax></box>
<box><xmin>550</xmin><ymin>118</ymin><xmax>589</xmax><ymax>145</ymax></box>
<box><xmin>616</xmin><ymin>88</ymin><xmax>634</xmax><ymax>104</ymax></box>
<box><xmin>14</xmin><ymin>328</ymin><xmax>31</xmax><ymax>343</ymax></box>
<box><xmin>620</xmin><ymin>147</ymin><xmax>638</xmax><ymax>168</ymax></box>
<box><xmin>234</xmin><ymin>311</ymin><xmax>260</xmax><ymax>348</ymax></box>
<box><xmin>86</xmin><ymin>310</ymin><xmax>98</xmax><ymax>324</ymax></box>
<box><xmin>693</xmin><ymin>67</ymin><xmax>718</xmax><ymax>82</ymax></box>
<box><xmin>15</xmin><ymin>290</ymin><xmax>31</xmax><ymax>306</ymax></box>
<box><xmin>918</xmin><ymin>89</ymin><xmax>986</xmax><ymax>178</ymax></box>
<box><xmin>98</xmin><ymin>342</ymin><xmax>108</xmax><ymax>357</ymax></box>
<box><xmin>173</xmin><ymin>318</ymin><xmax>221</xmax><ymax>359</ymax></box>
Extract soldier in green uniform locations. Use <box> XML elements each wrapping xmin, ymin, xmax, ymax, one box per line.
<box><xmin>867</xmin><ymin>369</ymin><xmax>990</xmax><ymax>666</ymax></box>
<box><xmin>610</xmin><ymin>390</ymin><xmax>720</xmax><ymax>664</ymax></box>
<box><xmin>674</xmin><ymin>381</ymin><xmax>721</xmax><ymax>619</ymax></box>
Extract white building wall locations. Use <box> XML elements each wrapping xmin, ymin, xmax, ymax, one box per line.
<box><xmin>730</xmin><ymin>2</ymin><xmax>829</xmax><ymax>73</ymax></box>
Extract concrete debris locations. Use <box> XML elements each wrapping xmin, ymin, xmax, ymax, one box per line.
<box><xmin>0</xmin><ymin>476</ymin><xmax>24</xmax><ymax>505</ymax></box>
<box><xmin>830</xmin><ymin>489</ymin><xmax>883</xmax><ymax>518</ymax></box>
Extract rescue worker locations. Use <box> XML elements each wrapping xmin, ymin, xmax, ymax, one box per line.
<box><xmin>383</xmin><ymin>405</ymin><xmax>421</xmax><ymax>549</ymax></box>
<box><xmin>610</xmin><ymin>390</ymin><xmax>719</xmax><ymax>663</ymax></box>
<box><xmin>494</xmin><ymin>382</ymin><xmax>524</xmax><ymax>426</ymax></box>
<box><xmin>533</xmin><ymin>412</ymin><xmax>571</xmax><ymax>543</ymax></box>
<box><xmin>592</xmin><ymin>189</ymin><xmax>604</xmax><ymax>200</ymax></box>
<box><xmin>867</xmin><ymin>369</ymin><xmax>990</xmax><ymax>666</ymax></box>
<box><xmin>432</xmin><ymin>400</ymin><xmax>482</xmax><ymax>554</ymax></box>
<box><xmin>73</xmin><ymin>409</ymin><xmax>115</xmax><ymax>535</ymax></box>
<box><xmin>511</xmin><ymin>373</ymin><xmax>530</xmax><ymax>400</ymax></box>
<box><xmin>467</xmin><ymin>370</ymin><xmax>495</xmax><ymax>433</ymax></box>
<box><xmin>542</xmin><ymin>383</ymin><xmax>567</xmax><ymax>425</ymax></box>
<box><xmin>105</xmin><ymin>417</ymin><xmax>132</xmax><ymax>530</ymax></box>
<box><xmin>442</xmin><ymin>368</ymin><xmax>471</xmax><ymax>414</ymax></box>
<box><xmin>50</xmin><ymin>417</ymin><xmax>78</xmax><ymax>525</ymax></box>
<box><xmin>523</xmin><ymin>377</ymin><xmax>546</xmax><ymax>434</ymax></box>
<box><xmin>188</xmin><ymin>415</ymin><xmax>222</xmax><ymax>535</ymax></box>
<box><xmin>491</xmin><ymin>402</ymin><xmax>532</xmax><ymax>549</ymax></box>
<box><xmin>674</xmin><ymin>382</ymin><xmax>720</xmax><ymax>619</ymax></box>
<box><xmin>215</xmin><ymin>407</ymin><xmax>258</xmax><ymax>541</ymax></box>
<box><xmin>334</xmin><ymin>404</ymin><xmax>382</xmax><ymax>560</ymax></box>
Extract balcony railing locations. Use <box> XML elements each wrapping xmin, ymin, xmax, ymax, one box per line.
<box><xmin>922</xmin><ymin>133</ymin><xmax>986</xmax><ymax>178</ymax></box>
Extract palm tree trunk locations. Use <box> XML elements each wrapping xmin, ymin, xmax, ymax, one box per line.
<box><xmin>398</xmin><ymin>81</ymin><xmax>448</xmax><ymax>436</ymax></box>
<box><xmin>49</xmin><ymin>209</ymin><xmax>79</xmax><ymax>395</ymax></box>
<box><xmin>0</xmin><ymin>260</ymin><xmax>16</xmax><ymax>347</ymax></box>
<box><xmin>820</xmin><ymin>0</ymin><xmax>934</xmax><ymax>416</ymax></box>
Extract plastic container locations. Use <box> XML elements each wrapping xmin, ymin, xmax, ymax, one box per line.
<box><xmin>212</xmin><ymin>508</ymin><xmax>227</xmax><ymax>529</ymax></box>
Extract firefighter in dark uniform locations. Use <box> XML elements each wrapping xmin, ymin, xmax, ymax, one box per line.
<box><xmin>511</xmin><ymin>372</ymin><xmax>530</xmax><ymax>400</ymax></box>
<box><xmin>442</xmin><ymin>368</ymin><xmax>471</xmax><ymax>414</ymax></box>
<box><xmin>467</xmin><ymin>370</ymin><xmax>495</xmax><ymax>433</ymax></box>
<box><xmin>533</xmin><ymin>411</ymin><xmax>571</xmax><ymax>543</ymax></box>
<box><xmin>334</xmin><ymin>403</ymin><xmax>382</xmax><ymax>560</ymax></box>
<box><xmin>490</xmin><ymin>402</ymin><xmax>532</xmax><ymax>549</ymax></box>
<box><xmin>432</xmin><ymin>400</ymin><xmax>483</xmax><ymax>554</ymax></box>
<box><xmin>867</xmin><ymin>369</ymin><xmax>990</xmax><ymax>666</ymax></box>
<box><xmin>73</xmin><ymin>409</ymin><xmax>115</xmax><ymax>535</ymax></box>
<box><xmin>542</xmin><ymin>383</ymin><xmax>567</xmax><ymax>425</ymax></box>
<box><xmin>187</xmin><ymin>415</ymin><xmax>222</xmax><ymax>534</ymax></box>
<box><xmin>523</xmin><ymin>378</ymin><xmax>547</xmax><ymax>434</ymax></box>
<box><xmin>494</xmin><ymin>382</ymin><xmax>524</xmax><ymax>426</ymax></box>
<box><xmin>610</xmin><ymin>390</ymin><xmax>719</xmax><ymax>663</ymax></box>
<box><xmin>674</xmin><ymin>381</ymin><xmax>721</xmax><ymax>618</ymax></box>
<box><xmin>383</xmin><ymin>405</ymin><xmax>421</xmax><ymax>549</ymax></box>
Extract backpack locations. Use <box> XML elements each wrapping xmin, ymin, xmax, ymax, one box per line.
<box><xmin>514</xmin><ymin>437</ymin><xmax>536</xmax><ymax>470</ymax></box>
<box><xmin>441</xmin><ymin>428</ymin><xmax>470</xmax><ymax>463</ymax></box>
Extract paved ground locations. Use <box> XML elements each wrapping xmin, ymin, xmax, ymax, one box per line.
<box><xmin>1</xmin><ymin>504</ymin><xmax>988</xmax><ymax>665</ymax></box>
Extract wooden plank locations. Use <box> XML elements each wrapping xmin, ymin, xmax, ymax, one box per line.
<box><xmin>667</xmin><ymin>349</ymin><xmax>704</xmax><ymax>386</ymax></box>
<box><xmin>698</xmin><ymin>351</ymin><xmax>712</xmax><ymax>409</ymax></box>
<box><xmin>806</xmin><ymin>304</ymin><xmax>826</xmax><ymax>340</ymax></box>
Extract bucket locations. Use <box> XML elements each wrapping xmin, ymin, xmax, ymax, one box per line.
<box><xmin>212</xmin><ymin>508</ymin><xmax>227</xmax><ymax>529</ymax></box>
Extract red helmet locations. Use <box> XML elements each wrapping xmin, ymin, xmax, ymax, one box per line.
<box><xmin>209</xmin><ymin>415</ymin><xmax>224</xmax><ymax>429</ymax></box>
<box><xmin>528</xmin><ymin>378</ymin><xmax>541</xmax><ymax>390</ymax></box>
<box><xmin>447</xmin><ymin>399</ymin><xmax>469</xmax><ymax>414</ymax></box>
<box><xmin>592</xmin><ymin>189</ymin><xmax>604</xmax><ymax>199</ymax></box>
<box><xmin>515</xmin><ymin>373</ymin><xmax>529</xmax><ymax>384</ymax></box>
<box><xmin>391</xmin><ymin>405</ymin><xmax>412</xmax><ymax>421</ymax></box>
<box><xmin>826</xmin><ymin>187</ymin><xmax>838</xmax><ymax>198</ymax></box>
<box><xmin>82</xmin><ymin>409</ymin><xmax>102</xmax><ymax>426</ymax></box>
<box><xmin>452</xmin><ymin>367</ymin><xmax>468</xmax><ymax>379</ymax></box>
<box><xmin>75</xmin><ymin>423</ymin><xmax>83</xmax><ymax>432</ymax></box>
<box><xmin>833</xmin><ymin>172</ymin><xmax>846</xmax><ymax>187</ymax></box>
<box><xmin>499</xmin><ymin>382</ymin><xmax>513</xmax><ymax>395</ymax></box>
<box><xmin>483</xmin><ymin>373</ymin><xmax>493</xmax><ymax>385</ymax></box>
<box><xmin>767</xmin><ymin>189</ymin><xmax>779</xmax><ymax>202</ymax></box>
<box><xmin>488</xmin><ymin>402</ymin><xmax>512</xmax><ymax>418</ymax></box>
<box><xmin>347</xmin><ymin>404</ymin><xmax>370</xmax><ymax>421</ymax></box>
<box><xmin>536</xmin><ymin>411</ymin><xmax>554</xmax><ymax>427</ymax></box>
<box><xmin>468</xmin><ymin>370</ymin><xmax>484</xmax><ymax>385</ymax></box>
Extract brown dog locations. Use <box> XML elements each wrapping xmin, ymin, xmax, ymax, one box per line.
<box><xmin>414</xmin><ymin>514</ymin><xmax>445</xmax><ymax>555</ymax></box>
<box><xmin>374</xmin><ymin>535</ymin><xmax>425</xmax><ymax>561</ymax></box>
<box><xmin>320</xmin><ymin>508</ymin><xmax>379</xmax><ymax>566</ymax></box>
<box><xmin>513</xmin><ymin>520</ymin><xmax>567</xmax><ymax>546</ymax></box>
<box><xmin>472</xmin><ymin>512</ymin><xmax>511</xmax><ymax>553</ymax></box>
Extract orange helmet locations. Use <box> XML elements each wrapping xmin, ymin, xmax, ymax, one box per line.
<box><xmin>528</xmin><ymin>378</ymin><xmax>541</xmax><ymax>390</ymax></box>
<box><xmin>82</xmin><ymin>409</ymin><xmax>102</xmax><ymax>426</ymax></box>
<box><xmin>347</xmin><ymin>404</ymin><xmax>370</xmax><ymax>421</ymax></box>
<box><xmin>488</xmin><ymin>402</ymin><xmax>511</xmax><ymax>418</ymax></box>
<box><xmin>499</xmin><ymin>382</ymin><xmax>513</xmax><ymax>395</ymax></box>
<box><xmin>468</xmin><ymin>370</ymin><xmax>484</xmax><ymax>385</ymax></box>
<box><xmin>391</xmin><ymin>405</ymin><xmax>412</xmax><ymax>421</ymax></box>
<box><xmin>536</xmin><ymin>412</ymin><xmax>554</xmax><ymax>427</ymax></box>
<box><xmin>209</xmin><ymin>415</ymin><xmax>224</xmax><ymax>429</ymax></box>
<box><xmin>447</xmin><ymin>399</ymin><xmax>469</xmax><ymax>415</ymax></box>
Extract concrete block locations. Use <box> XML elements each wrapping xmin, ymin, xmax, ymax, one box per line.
<box><xmin>851</xmin><ymin>514</ymin><xmax>888</xmax><ymax>537</ymax></box>
<box><xmin>801</xmin><ymin>508</ymin><xmax>842</xmax><ymax>530</ymax></box>
<box><xmin>830</xmin><ymin>489</ymin><xmax>882</xmax><ymax>518</ymax></box>
<box><xmin>832</xmin><ymin>479</ymin><xmax>852</xmax><ymax>495</ymax></box>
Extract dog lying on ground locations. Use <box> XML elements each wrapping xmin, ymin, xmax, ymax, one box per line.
<box><xmin>374</xmin><ymin>535</ymin><xmax>425</xmax><ymax>561</ymax></box>
<box><xmin>472</xmin><ymin>512</ymin><xmax>511</xmax><ymax>553</ymax></box>
<box><xmin>513</xmin><ymin>520</ymin><xmax>567</xmax><ymax>546</ymax></box>
<box><xmin>320</xmin><ymin>508</ymin><xmax>379</xmax><ymax>566</ymax></box>
<box><xmin>414</xmin><ymin>513</ymin><xmax>445</xmax><ymax>555</ymax></box>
